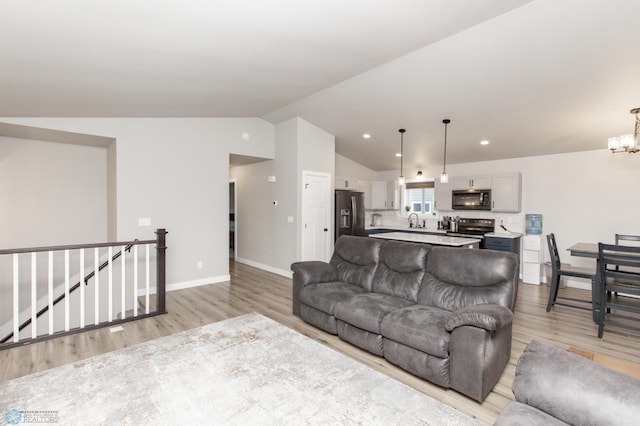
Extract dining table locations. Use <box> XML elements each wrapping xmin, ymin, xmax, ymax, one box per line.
<box><xmin>567</xmin><ymin>242</ymin><xmax>598</xmax><ymax>259</ymax></box>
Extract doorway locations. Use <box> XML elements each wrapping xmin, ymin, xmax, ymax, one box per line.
<box><xmin>301</xmin><ymin>171</ymin><xmax>331</xmax><ymax>262</ymax></box>
<box><xmin>229</xmin><ymin>180</ymin><xmax>236</xmax><ymax>260</ymax></box>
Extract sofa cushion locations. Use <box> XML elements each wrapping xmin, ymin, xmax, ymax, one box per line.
<box><xmin>334</xmin><ymin>293</ymin><xmax>414</xmax><ymax>334</ymax></box>
<box><xmin>419</xmin><ymin>247</ymin><xmax>519</xmax><ymax>311</ymax></box>
<box><xmin>512</xmin><ymin>340</ymin><xmax>640</xmax><ymax>426</ymax></box>
<box><xmin>381</xmin><ymin>305</ymin><xmax>451</xmax><ymax>358</ymax></box>
<box><xmin>495</xmin><ymin>401</ymin><xmax>569</xmax><ymax>426</ymax></box>
<box><xmin>330</xmin><ymin>236</ymin><xmax>383</xmax><ymax>291</ymax></box>
<box><xmin>372</xmin><ymin>240</ymin><xmax>430</xmax><ymax>302</ymax></box>
<box><xmin>299</xmin><ymin>281</ymin><xmax>368</xmax><ymax>315</ymax></box>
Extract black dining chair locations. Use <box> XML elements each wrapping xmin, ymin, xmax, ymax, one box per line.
<box><xmin>615</xmin><ymin>234</ymin><xmax>640</xmax><ymax>246</ymax></box>
<box><xmin>597</xmin><ymin>243</ymin><xmax>640</xmax><ymax>338</ymax></box>
<box><xmin>546</xmin><ymin>233</ymin><xmax>597</xmax><ymax>318</ymax></box>
<box><xmin>611</xmin><ymin>234</ymin><xmax>640</xmax><ymax>297</ymax></box>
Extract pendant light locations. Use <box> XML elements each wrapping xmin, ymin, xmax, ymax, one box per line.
<box><xmin>440</xmin><ymin>119</ymin><xmax>450</xmax><ymax>183</ymax></box>
<box><xmin>398</xmin><ymin>128</ymin><xmax>406</xmax><ymax>185</ymax></box>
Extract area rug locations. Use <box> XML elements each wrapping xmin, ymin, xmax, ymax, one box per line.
<box><xmin>0</xmin><ymin>313</ymin><xmax>480</xmax><ymax>425</ymax></box>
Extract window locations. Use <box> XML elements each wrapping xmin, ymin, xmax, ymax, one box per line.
<box><xmin>405</xmin><ymin>181</ymin><xmax>435</xmax><ymax>214</ymax></box>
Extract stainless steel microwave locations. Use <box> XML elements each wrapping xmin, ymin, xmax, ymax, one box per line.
<box><xmin>452</xmin><ymin>189</ymin><xmax>491</xmax><ymax>210</ymax></box>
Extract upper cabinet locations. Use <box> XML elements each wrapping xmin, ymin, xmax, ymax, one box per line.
<box><xmin>335</xmin><ymin>176</ymin><xmax>359</xmax><ymax>190</ymax></box>
<box><xmin>367</xmin><ymin>180</ymin><xmax>399</xmax><ymax>210</ymax></box>
<box><xmin>359</xmin><ymin>180</ymin><xmax>372</xmax><ymax>209</ymax></box>
<box><xmin>491</xmin><ymin>173</ymin><xmax>522</xmax><ymax>212</ymax></box>
<box><xmin>434</xmin><ymin>179</ymin><xmax>453</xmax><ymax>211</ymax></box>
<box><xmin>452</xmin><ymin>175</ymin><xmax>492</xmax><ymax>190</ymax></box>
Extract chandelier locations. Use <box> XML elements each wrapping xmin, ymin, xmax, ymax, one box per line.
<box><xmin>608</xmin><ymin>108</ymin><xmax>639</xmax><ymax>154</ymax></box>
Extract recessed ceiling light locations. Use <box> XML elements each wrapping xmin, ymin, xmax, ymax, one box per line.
<box><xmin>395</xmin><ymin>153</ymin><xmax>402</xmax><ymax>157</ymax></box>
<box><xmin>362</xmin><ymin>133</ymin><xmax>371</xmax><ymax>139</ymax></box>
<box><xmin>480</xmin><ymin>140</ymin><xmax>490</xmax><ymax>145</ymax></box>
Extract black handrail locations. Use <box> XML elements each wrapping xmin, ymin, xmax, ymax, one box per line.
<box><xmin>0</xmin><ymin>242</ymin><xmax>137</xmax><ymax>344</ymax></box>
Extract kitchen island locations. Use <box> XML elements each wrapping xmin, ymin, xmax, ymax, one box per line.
<box><xmin>369</xmin><ymin>232</ymin><xmax>481</xmax><ymax>248</ymax></box>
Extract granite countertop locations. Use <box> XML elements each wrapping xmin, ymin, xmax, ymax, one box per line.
<box><xmin>369</xmin><ymin>232</ymin><xmax>481</xmax><ymax>247</ymax></box>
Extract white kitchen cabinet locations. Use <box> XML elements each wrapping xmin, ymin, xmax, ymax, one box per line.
<box><xmin>335</xmin><ymin>176</ymin><xmax>359</xmax><ymax>190</ymax></box>
<box><xmin>369</xmin><ymin>180</ymin><xmax>399</xmax><ymax>210</ymax></box>
<box><xmin>359</xmin><ymin>180</ymin><xmax>372</xmax><ymax>209</ymax></box>
<box><xmin>370</xmin><ymin>181</ymin><xmax>388</xmax><ymax>209</ymax></box>
<box><xmin>492</xmin><ymin>172</ymin><xmax>522</xmax><ymax>212</ymax></box>
<box><xmin>452</xmin><ymin>175</ymin><xmax>492</xmax><ymax>190</ymax></box>
<box><xmin>434</xmin><ymin>179</ymin><xmax>453</xmax><ymax>211</ymax></box>
<box><xmin>387</xmin><ymin>180</ymin><xmax>399</xmax><ymax>210</ymax></box>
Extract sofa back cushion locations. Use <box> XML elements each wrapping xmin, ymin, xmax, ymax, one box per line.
<box><xmin>418</xmin><ymin>247</ymin><xmax>519</xmax><ymax>311</ymax></box>
<box><xmin>330</xmin><ymin>235</ymin><xmax>383</xmax><ymax>291</ymax></box>
<box><xmin>372</xmin><ymin>240</ymin><xmax>430</xmax><ymax>301</ymax></box>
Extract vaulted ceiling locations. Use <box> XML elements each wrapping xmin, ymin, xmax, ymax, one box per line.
<box><xmin>2</xmin><ymin>1</ymin><xmax>639</xmax><ymax>171</ymax></box>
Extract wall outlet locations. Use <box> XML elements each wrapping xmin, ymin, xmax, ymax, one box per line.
<box><xmin>197</xmin><ymin>261</ymin><xmax>203</xmax><ymax>269</ymax></box>
<box><xmin>287</xmin><ymin>216</ymin><xmax>294</xmax><ymax>223</ymax></box>
<box><xmin>138</xmin><ymin>217</ymin><xmax>151</xmax><ymax>226</ymax></box>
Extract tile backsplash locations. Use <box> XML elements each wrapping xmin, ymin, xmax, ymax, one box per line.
<box><xmin>366</xmin><ymin>210</ymin><xmax>526</xmax><ymax>233</ymax></box>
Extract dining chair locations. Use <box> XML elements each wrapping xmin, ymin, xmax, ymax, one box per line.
<box><xmin>608</xmin><ymin>234</ymin><xmax>640</xmax><ymax>299</ymax></box>
<box><xmin>597</xmin><ymin>243</ymin><xmax>640</xmax><ymax>338</ymax></box>
<box><xmin>615</xmin><ymin>234</ymin><xmax>640</xmax><ymax>246</ymax></box>
<box><xmin>546</xmin><ymin>233</ymin><xmax>597</xmax><ymax>318</ymax></box>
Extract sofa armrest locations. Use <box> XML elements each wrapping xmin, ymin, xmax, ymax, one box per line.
<box><xmin>445</xmin><ymin>304</ymin><xmax>513</xmax><ymax>332</ymax></box>
<box><xmin>291</xmin><ymin>261</ymin><xmax>338</xmax><ymax>317</ymax></box>
<box><xmin>291</xmin><ymin>261</ymin><xmax>337</xmax><ymax>286</ymax></box>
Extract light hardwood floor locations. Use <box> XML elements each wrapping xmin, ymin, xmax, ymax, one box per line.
<box><xmin>2</xmin><ymin>260</ymin><xmax>640</xmax><ymax>425</ymax></box>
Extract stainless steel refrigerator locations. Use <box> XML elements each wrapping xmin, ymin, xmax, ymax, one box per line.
<box><xmin>335</xmin><ymin>190</ymin><xmax>365</xmax><ymax>242</ymax></box>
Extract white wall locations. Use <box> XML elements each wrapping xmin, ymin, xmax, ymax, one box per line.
<box><xmin>231</xmin><ymin>117</ymin><xmax>334</xmax><ymax>276</ymax></box>
<box><xmin>0</xmin><ymin>136</ymin><xmax>108</xmax><ymax>248</ymax></box>
<box><xmin>335</xmin><ymin>153</ymin><xmax>376</xmax><ymax>181</ymax></box>
<box><xmin>0</xmin><ymin>117</ymin><xmax>275</xmax><ymax>289</ymax></box>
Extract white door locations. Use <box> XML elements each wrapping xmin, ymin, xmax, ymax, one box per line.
<box><xmin>302</xmin><ymin>171</ymin><xmax>331</xmax><ymax>262</ymax></box>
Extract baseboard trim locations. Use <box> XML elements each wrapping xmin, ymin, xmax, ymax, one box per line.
<box><xmin>139</xmin><ymin>275</ymin><xmax>230</xmax><ymax>296</ymax></box>
<box><xmin>234</xmin><ymin>257</ymin><xmax>293</xmax><ymax>279</ymax></box>
<box><xmin>167</xmin><ymin>275</ymin><xmax>230</xmax><ymax>292</ymax></box>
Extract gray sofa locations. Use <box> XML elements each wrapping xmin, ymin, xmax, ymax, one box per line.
<box><xmin>291</xmin><ymin>235</ymin><xmax>519</xmax><ymax>401</ymax></box>
<box><xmin>495</xmin><ymin>340</ymin><xmax>640</xmax><ymax>425</ymax></box>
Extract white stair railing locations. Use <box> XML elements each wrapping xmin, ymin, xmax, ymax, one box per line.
<box><xmin>0</xmin><ymin>229</ymin><xmax>167</xmax><ymax>349</ymax></box>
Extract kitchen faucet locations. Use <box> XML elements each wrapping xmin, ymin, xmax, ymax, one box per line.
<box><xmin>408</xmin><ymin>213</ymin><xmax>420</xmax><ymax>228</ymax></box>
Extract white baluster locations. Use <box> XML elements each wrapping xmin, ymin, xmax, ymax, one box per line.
<box><xmin>65</xmin><ymin>249</ymin><xmax>70</xmax><ymax>332</ymax></box>
<box><xmin>145</xmin><ymin>244</ymin><xmax>150</xmax><ymax>314</ymax></box>
<box><xmin>48</xmin><ymin>251</ymin><xmax>53</xmax><ymax>335</ymax></box>
<box><xmin>94</xmin><ymin>248</ymin><xmax>100</xmax><ymax>325</ymax></box>
<box><xmin>80</xmin><ymin>249</ymin><xmax>85</xmax><ymax>329</ymax></box>
<box><xmin>108</xmin><ymin>247</ymin><xmax>113</xmax><ymax>322</ymax></box>
<box><xmin>13</xmin><ymin>254</ymin><xmax>19</xmax><ymax>343</ymax></box>
<box><xmin>31</xmin><ymin>252</ymin><xmax>37</xmax><ymax>339</ymax></box>
<box><xmin>121</xmin><ymin>245</ymin><xmax>126</xmax><ymax>319</ymax></box>
<box><xmin>133</xmin><ymin>245</ymin><xmax>138</xmax><ymax>317</ymax></box>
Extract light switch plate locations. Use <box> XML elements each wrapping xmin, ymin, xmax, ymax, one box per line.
<box><xmin>138</xmin><ymin>218</ymin><xmax>151</xmax><ymax>226</ymax></box>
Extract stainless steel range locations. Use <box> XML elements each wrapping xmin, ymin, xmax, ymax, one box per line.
<box><xmin>448</xmin><ymin>218</ymin><xmax>495</xmax><ymax>248</ymax></box>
